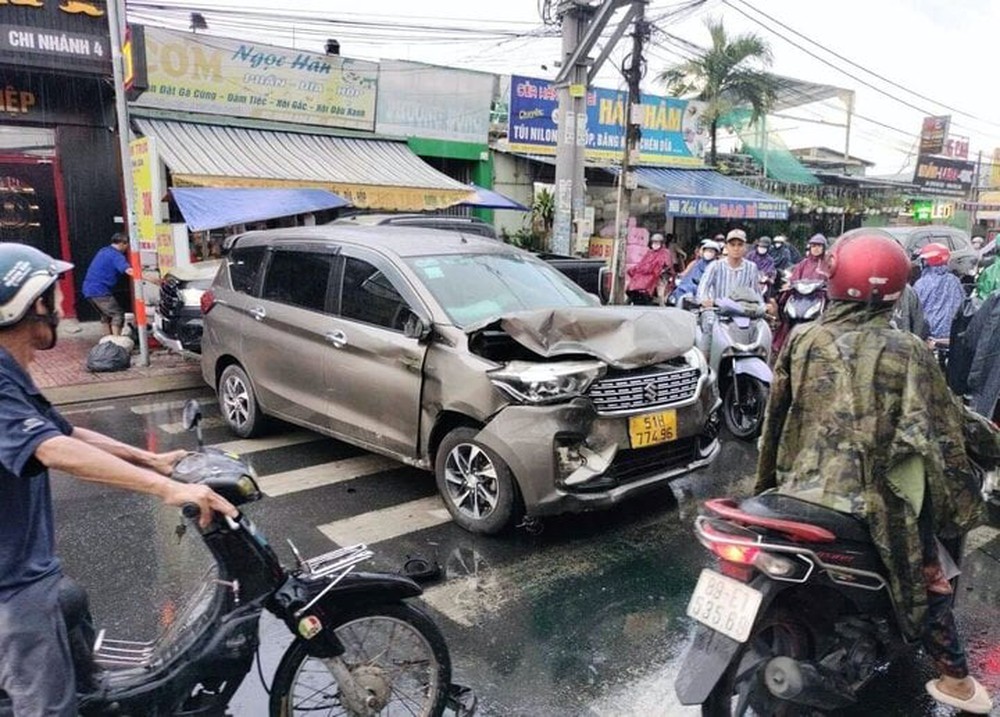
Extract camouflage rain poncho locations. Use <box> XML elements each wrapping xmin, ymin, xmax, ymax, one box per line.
<box><xmin>756</xmin><ymin>301</ymin><xmax>984</xmax><ymax>639</ymax></box>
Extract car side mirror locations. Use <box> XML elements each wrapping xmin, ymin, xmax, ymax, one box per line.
<box><xmin>403</xmin><ymin>313</ymin><xmax>432</xmax><ymax>342</ymax></box>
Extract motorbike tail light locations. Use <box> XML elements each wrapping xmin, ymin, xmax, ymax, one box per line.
<box><xmin>712</xmin><ymin>542</ymin><xmax>760</xmax><ymax>564</ymax></box>
<box><xmin>200</xmin><ymin>290</ymin><xmax>216</xmax><ymax>314</ymax></box>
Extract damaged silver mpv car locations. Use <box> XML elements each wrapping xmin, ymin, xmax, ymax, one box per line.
<box><xmin>200</xmin><ymin>226</ymin><xmax>721</xmax><ymax>534</ymax></box>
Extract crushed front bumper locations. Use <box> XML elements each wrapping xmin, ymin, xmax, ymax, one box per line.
<box><xmin>473</xmin><ymin>394</ymin><xmax>721</xmax><ymax>519</ymax></box>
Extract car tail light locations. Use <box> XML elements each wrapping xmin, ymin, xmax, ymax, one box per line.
<box><xmin>200</xmin><ymin>290</ymin><xmax>216</xmax><ymax>314</ymax></box>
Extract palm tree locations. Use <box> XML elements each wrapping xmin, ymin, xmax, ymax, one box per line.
<box><xmin>659</xmin><ymin>19</ymin><xmax>778</xmax><ymax>166</ymax></box>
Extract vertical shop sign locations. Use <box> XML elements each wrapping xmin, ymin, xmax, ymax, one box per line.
<box><xmin>129</xmin><ymin>136</ymin><xmax>157</xmax><ymax>251</ymax></box>
<box><xmin>990</xmin><ymin>148</ymin><xmax>1000</xmax><ymax>189</ymax></box>
<box><xmin>155</xmin><ymin>223</ymin><xmax>175</xmax><ymax>272</ymax></box>
<box><xmin>919</xmin><ymin>115</ymin><xmax>950</xmax><ymax>155</ymax></box>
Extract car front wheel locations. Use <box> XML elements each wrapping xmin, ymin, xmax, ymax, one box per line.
<box><xmin>435</xmin><ymin>427</ymin><xmax>520</xmax><ymax>535</ymax></box>
<box><xmin>218</xmin><ymin>364</ymin><xmax>266</xmax><ymax>438</ymax></box>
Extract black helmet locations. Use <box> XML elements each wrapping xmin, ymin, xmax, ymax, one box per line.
<box><xmin>0</xmin><ymin>244</ymin><xmax>73</xmax><ymax>328</ymax></box>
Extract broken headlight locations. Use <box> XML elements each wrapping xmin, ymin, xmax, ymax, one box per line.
<box><xmin>489</xmin><ymin>360</ymin><xmax>606</xmax><ymax>405</ymax></box>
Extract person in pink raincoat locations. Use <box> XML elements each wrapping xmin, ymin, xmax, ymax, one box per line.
<box><xmin>627</xmin><ymin>233</ymin><xmax>673</xmax><ymax>304</ymax></box>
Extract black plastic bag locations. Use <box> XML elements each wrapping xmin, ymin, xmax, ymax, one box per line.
<box><xmin>86</xmin><ymin>341</ymin><xmax>131</xmax><ymax>373</ymax></box>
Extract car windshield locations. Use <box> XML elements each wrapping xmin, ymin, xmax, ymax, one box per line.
<box><xmin>405</xmin><ymin>252</ymin><xmax>595</xmax><ymax>327</ymax></box>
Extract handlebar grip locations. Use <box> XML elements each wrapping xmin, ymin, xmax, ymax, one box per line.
<box><xmin>181</xmin><ymin>503</ymin><xmax>201</xmax><ymax>520</ymax></box>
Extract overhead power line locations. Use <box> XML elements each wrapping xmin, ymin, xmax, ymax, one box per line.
<box><xmin>727</xmin><ymin>0</ymin><xmax>1000</xmax><ymax>131</ymax></box>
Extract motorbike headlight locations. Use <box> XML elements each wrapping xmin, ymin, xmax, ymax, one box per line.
<box><xmin>489</xmin><ymin>360</ymin><xmax>606</xmax><ymax>404</ymax></box>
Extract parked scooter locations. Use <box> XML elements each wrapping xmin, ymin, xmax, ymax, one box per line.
<box><xmin>690</xmin><ymin>289</ymin><xmax>773</xmax><ymax>440</ymax></box>
<box><xmin>2</xmin><ymin>400</ymin><xmax>474</xmax><ymax>717</ymax></box>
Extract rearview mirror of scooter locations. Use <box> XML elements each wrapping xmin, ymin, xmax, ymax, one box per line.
<box><xmin>182</xmin><ymin>399</ymin><xmax>204</xmax><ymax>449</ymax></box>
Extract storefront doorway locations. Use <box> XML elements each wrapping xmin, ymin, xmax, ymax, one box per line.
<box><xmin>0</xmin><ymin>126</ymin><xmax>76</xmax><ymax>317</ymax></box>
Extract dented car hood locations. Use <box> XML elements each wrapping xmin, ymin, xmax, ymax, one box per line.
<box><xmin>466</xmin><ymin>306</ymin><xmax>696</xmax><ymax>369</ymax></box>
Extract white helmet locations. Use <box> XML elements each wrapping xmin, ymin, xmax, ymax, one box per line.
<box><xmin>0</xmin><ymin>244</ymin><xmax>73</xmax><ymax>328</ymax></box>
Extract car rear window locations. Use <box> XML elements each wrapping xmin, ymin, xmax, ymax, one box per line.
<box><xmin>405</xmin><ymin>252</ymin><xmax>593</xmax><ymax>327</ymax></box>
<box><xmin>228</xmin><ymin>246</ymin><xmax>267</xmax><ymax>295</ymax></box>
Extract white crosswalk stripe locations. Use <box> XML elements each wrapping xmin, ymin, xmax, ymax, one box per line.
<box><xmin>257</xmin><ymin>454</ymin><xmax>403</xmax><ymax>497</ymax></box>
<box><xmin>317</xmin><ymin>496</ymin><xmax>452</xmax><ymax>546</ymax></box>
<box><xmin>211</xmin><ymin>431</ymin><xmax>324</xmax><ymax>456</ymax></box>
<box><xmin>158</xmin><ymin>416</ymin><xmax>227</xmax><ymax>434</ymax></box>
<box><xmin>130</xmin><ymin>399</ymin><xmax>194</xmax><ymax>416</ymax></box>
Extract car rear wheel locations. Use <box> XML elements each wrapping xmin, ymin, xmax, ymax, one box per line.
<box><xmin>435</xmin><ymin>427</ymin><xmax>520</xmax><ymax>535</ymax></box>
<box><xmin>218</xmin><ymin>364</ymin><xmax>266</xmax><ymax>438</ymax></box>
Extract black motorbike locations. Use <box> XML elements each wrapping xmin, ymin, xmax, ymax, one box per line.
<box><xmin>3</xmin><ymin>400</ymin><xmax>473</xmax><ymax>717</ymax></box>
<box><xmin>674</xmin><ymin>491</ymin><xmax>961</xmax><ymax>715</ymax></box>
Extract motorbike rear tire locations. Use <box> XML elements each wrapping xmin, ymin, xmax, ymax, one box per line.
<box><xmin>701</xmin><ymin>608</ymin><xmax>813</xmax><ymax>716</ymax></box>
<box><xmin>722</xmin><ymin>375</ymin><xmax>769</xmax><ymax>440</ymax></box>
<box><xmin>269</xmin><ymin>602</ymin><xmax>451</xmax><ymax>717</ymax></box>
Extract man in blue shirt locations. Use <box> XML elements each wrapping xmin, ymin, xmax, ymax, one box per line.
<box><xmin>81</xmin><ymin>233</ymin><xmax>132</xmax><ymax>336</ymax></box>
<box><xmin>0</xmin><ymin>243</ymin><xmax>236</xmax><ymax>715</ymax></box>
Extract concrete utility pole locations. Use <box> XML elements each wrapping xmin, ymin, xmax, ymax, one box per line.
<box><xmin>107</xmin><ymin>0</ymin><xmax>150</xmax><ymax>366</ymax></box>
<box><xmin>609</xmin><ymin>2</ymin><xmax>647</xmax><ymax>305</ymax></box>
<box><xmin>552</xmin><ymin>0</ymin><xmax>635</xmax><ymax>256</ymax></box>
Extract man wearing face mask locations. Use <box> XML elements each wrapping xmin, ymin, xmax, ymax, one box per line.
<box><xmin>0</xmin><ymin>244</ymin><xmax>236</xmax><ymax>715</ymax></box>
<box><xmin>748</xmin><ymin>236</ymin><xmax>777</xmax><ymax>299</ymax></box>
<box><xmin>670</xmin><ymin>238</ymin><xmax>721</xmax><ymax>305</ymax></box>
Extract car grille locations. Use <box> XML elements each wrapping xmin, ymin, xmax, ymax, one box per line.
<box><xmin>587</xmin><ymin>364</ymin><xmax>701</xmax><ymax>414</ymax></box>
<box><xmin>609</xmin><ymin>437</ymin><xmax>698</xmax><ymax>485</ymax></box>
<box><xmin>158</xmin><ymin>276</ymin><xmax>184</xmax><ymax>335</ymax></box>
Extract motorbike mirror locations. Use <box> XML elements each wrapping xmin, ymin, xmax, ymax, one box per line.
<box><xmin>181</xmin><ymin>399</ymin><xmax>205</xmax><ymax>449</ymax></box>
<box><xmin>182</xmin><ymin>400</ymin><xmax>202</xmax><ymax>431</ymax></box>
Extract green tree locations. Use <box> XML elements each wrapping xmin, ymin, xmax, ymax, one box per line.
<box><xmin>659</xmin><ymin>19</ymin><xmax>777</xmax><ymax>166</ymax></box>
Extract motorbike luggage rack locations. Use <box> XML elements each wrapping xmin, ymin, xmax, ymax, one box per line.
<box><xmin>296</xmin><ymin>543</ymin><xmax>374</xmax><ymax>580</ymax></box>
<box><xmin>92</xmin><ymin>630</ymin><xmax>157</xmax><ymax>667</ymax></box>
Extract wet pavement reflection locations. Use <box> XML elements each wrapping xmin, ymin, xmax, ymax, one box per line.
<box><xmin>51</xmin><ymin>393</ymin><xmax>1000</xmax><ymax>716</ymax></box>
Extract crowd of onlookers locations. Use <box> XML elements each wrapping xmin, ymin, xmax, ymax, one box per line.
<box><xmin>624</xmin><ymin>228</ymin><xmax>1000</xmax><ymax>423</ymax></box>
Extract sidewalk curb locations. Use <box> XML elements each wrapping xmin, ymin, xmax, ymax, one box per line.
<box><xmin>47</xmin><ymin>372</ymin><xmax>207</xmax><ymax>406</ymax></box>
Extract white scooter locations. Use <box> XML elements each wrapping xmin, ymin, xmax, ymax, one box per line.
<box><xmin>693</xmin><ymin>289</ymin><xmax>773</xmax><ymax>440</ymax></box>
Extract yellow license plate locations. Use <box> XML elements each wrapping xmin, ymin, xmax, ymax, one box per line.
<box><xmin>628</xmin><ymin>409</ymin><xmax>677</xmax><ymax>449</ymax></box>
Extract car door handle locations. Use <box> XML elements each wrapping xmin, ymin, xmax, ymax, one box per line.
<box><xmin>325</xmin><ymin>330</ymin><xmax>348</xmax><ymax>348</ymax></box>
<box><xmin>249</xmin><ymin>306</ymin><xmax>266</xmax><ymax>322</ymax></box>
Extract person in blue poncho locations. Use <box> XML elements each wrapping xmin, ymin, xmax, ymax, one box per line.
<box><xmin>913</xmin><ymin>243</ymin><xmax>965</xmax><ymax>341</ymax></box>
<box><xmin>670</xmin><ymin>238</ymin><xmax>720</xmax><ymax>305</ymax></box>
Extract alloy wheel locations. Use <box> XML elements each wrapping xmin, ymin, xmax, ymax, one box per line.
<box><xmin>222</xmin><ymin>373</ymin><xmax>251</xmax><ymax>431</ymax></box>
<box><xmin>442</xmin><ymin>442</ymin><xmax>500</xmax><ymax>521</ymax></box>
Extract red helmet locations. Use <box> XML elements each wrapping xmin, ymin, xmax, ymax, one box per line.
<box><xmin>917</xmin><ymin>242</ymin><xmax>951</xmax><ymax>267</ymax></box>
<box><xmin>824</xmin><ymin>230</ymin><xmax>910</xmax><ymax>304</ymax></box>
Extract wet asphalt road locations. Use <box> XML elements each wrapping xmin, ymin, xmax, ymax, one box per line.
<box><xmin>51</xmin><ymin>389</ymin><xmax>1000</xmax><ymax>716</ymax></box>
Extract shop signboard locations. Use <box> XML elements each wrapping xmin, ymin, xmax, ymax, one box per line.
<box><xmin>133</xmin><ymin>27</ymin><xmax>377</xmax><ymax>131</ymax></box>
<box><xmin>506</xmin><ymin>74</ymin><xmax>707</xmax><ymax>166</ymax></box>
<box><xmin>991</xmin><ymin>148</ymin><xmax>1000</xmax><ymax>189</ymax></box>
<box><xmin>0</xmin><ymin>71</ymin><xmax>112</xmax><ymax>125</ymax></box>
<box><xmin>155</xmin><ymin>224</ymin><xmax>175</xmax><ymax>273</ymax></box>
<box><xmin>912</xmin><ymin>154</ymin><xmax>975</xmax><ymax>198</ymax></box>
<box><xmin>129</xmin><ymin>136</ymin><xmax>158</xmax><ymax>251</ymax></box>
<box><xmin>376</xmin><ymin>60</ymin><xmax>492</xmax><ymax>144</ymax></box>
<box><xmin>919</xmin><ymin>115</ymin><xmax>950</xmax><ymax>155</ymax></box>
<box><xmin>942</xmin><ymin>135</ymin><xmax>969</xmax><ymax>160</ymax></box>
<box><xmin>666</xmin><ymin>197</ymin><xmax>788</xmax><ymax>220</ymax></box>
<box><xmin>0</xmin><ymin>0</ymin><xmax>111</xmax><ymax>74</ymax></box>
<box><xmin>911</xmin><ymin>199</ymin><xmax>933</xmax><ymax>222</ymax></box>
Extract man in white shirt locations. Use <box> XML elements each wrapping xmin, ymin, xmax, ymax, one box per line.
<box><xmin>696</xmin><ymin>229</ymin><xmax>761</xmax><ymax>307</ymax></box>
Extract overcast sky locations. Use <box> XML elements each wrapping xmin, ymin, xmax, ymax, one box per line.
<box><xmin>127</xmin><ymin>0</ymin><xmax>1000</xmax><ymax>176</ymax></box>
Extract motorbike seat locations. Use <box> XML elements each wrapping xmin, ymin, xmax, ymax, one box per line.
<box><xmin>739</xmin><ymin>492</ymin><xmax>872</xmax><ymax>544</ymax></box>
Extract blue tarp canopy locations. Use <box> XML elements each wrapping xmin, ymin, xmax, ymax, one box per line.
<box><xmin>170</xmin><ymin>187</ymin><xmax>351</xmax><ymax>232</ymax></box>
<box><xmin>457</xmin><ymin>184</ymin><xmax>529</xmax><ymax>211</ymax></box>
<box><xmin>633</xmin><ymin>167</ymin><xmax>790</xmax><ymax>220</ymax></box>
